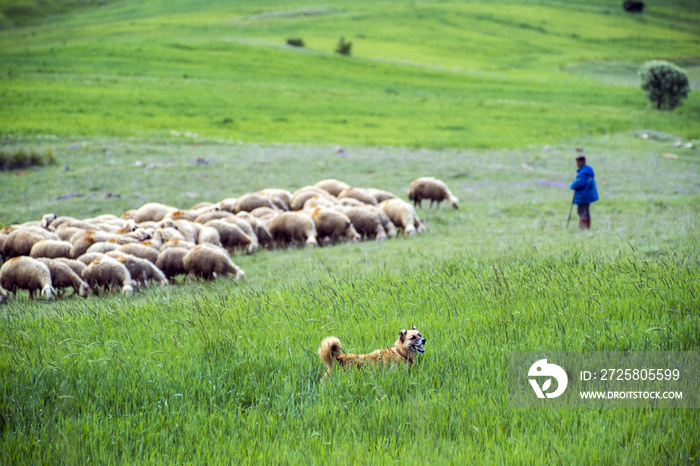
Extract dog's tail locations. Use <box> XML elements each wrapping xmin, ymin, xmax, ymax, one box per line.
<box><xmin>318</xmin><ymin>336</ymin><xmax>342</xmax><ymax>376</ymax></box>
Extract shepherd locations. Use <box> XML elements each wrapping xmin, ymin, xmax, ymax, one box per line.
<box><xmin>569</xmin><ymin>155</ymin><xmax>598</xmax><ymax>230</ymax></box>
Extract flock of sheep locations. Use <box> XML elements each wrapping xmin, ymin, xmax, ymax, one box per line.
<box><xmin>0</xmin><ymin>177</ymin><xmax>458</xmax><ymax>302</ymax></box>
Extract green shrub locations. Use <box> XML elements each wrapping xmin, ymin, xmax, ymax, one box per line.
<box><xmin>0</xmin><ymin>146</ymin><xmax>56</xmax><ymax>171</ymax></box>
<box><xmin>622</xmin><ymin>0</ymin><xmax>645</xmax><ymax>13</ymax></box>
<box><xmin>639</xmin><ymin>60</ymin><xmax>690</xmax><ymax>111</ymax></box>
<box><xmin>335</xmin><ymin>36</ymin><xmax>352</xmax><ymax>56</ymax></box>
<box><xmin>286</xmin><ymin>38</ymin><xmax>305</xmax><ymax>47</ymax></box>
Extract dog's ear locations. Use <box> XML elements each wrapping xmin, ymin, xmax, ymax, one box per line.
<box><xmin>412</xmin><ymin>326</ymin><xmax>417</xmax><ymax>330</ymax></box>
<box><xmin>399</xmin><ymin>329</ymin><xmax>407</xmax><ymax>341</ymax></box>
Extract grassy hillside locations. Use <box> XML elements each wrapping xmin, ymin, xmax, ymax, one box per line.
<box><xmin>1</xmin><ymin>0</ymin><xmax>699</xmax><ymax>147</ymax></box>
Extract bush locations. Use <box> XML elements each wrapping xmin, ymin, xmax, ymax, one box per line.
<box><xmin>622</xmin><ymin>0</ymin><xmax>645</xmax><ymax>13</ymax></box>
<box><xmin>0</xmin><ymin>146</ymin><xmax>56</xmax><ymax>171</ymax></box>
<box><xmin>335</xmin><ymin>36</ymin><xmax>352</xmax><ymax>56</ymax></box>
<box><xmin>286</xmin><ymin>38</ymin><xmax>304</xmax><ymax>47</ymax></box>
<box><xmin>639</xmin><ymin>60</ymin><xmax>690</xmax><ymax>111</ymax></box>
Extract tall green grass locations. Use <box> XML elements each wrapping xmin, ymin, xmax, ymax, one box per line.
<box><xmin>1</xmin><ymin>253</ymin><xmax>697</xmax><ymax>463</ymax></box>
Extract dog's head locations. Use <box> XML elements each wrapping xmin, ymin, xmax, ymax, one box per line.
<box><xmin>398</xmin><ymin>326</ymin><xmax>426</xmax><ymax>356</ymax></box>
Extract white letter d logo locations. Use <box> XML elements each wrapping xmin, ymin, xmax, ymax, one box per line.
<box><xmin>528</xmin><ymin>359</ymin><xmax>568</xmax><ymax>399</ymax></box>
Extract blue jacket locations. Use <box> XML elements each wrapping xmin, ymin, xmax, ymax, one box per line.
<box><xmin>570</xmin><ymin>164</ymin><xmax>598</xmax><ymax>205</ymax></box>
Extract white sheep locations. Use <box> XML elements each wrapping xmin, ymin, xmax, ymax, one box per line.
<box><xmin>0</xmin><ymin>226</ymin><xmax>15</xmax><ymax>259</ymax></box>
<box><xmin>338</xmin><ymin>197</ymin><xmax>366</xmax><ymax>208</ymax></box>
<box><xmin>290</xmin><ymin>187</ymin><xmax>335</xmax><ymax>211</ymax></box>
<box><xmin>55</xmin><ymin>226</ymin><xmax>85</xmax><ymax>242</ymax></box>
<box><xmin>193</xmin><ymin>210</ymin><xmax>235</xmax><ymax>224</ymax></box>
<box><xmin>162</xmin><ymin>209</ymin><xmax>199</xmax><ymax>222</ymax></box>
<box><xmin>215</xmin><ymin>198</ymin><xmax>238</xmax><ymax>214</ymax></box>
<box><xmin>378</xmin><ymin>198</ymin><xmax>424</xmax><ymax>237</ymax></box>
<box><xmin>303</xmin><ymin>195</ymin><xmax>339</xmax><ymax>210</ymax></box>
<box><xmin>171</xmin><ymin>219</ymin><xmax>200</xmax><ymax>243</ymax></box>
<box><xmin>29</xmin><ymin>239</ymin><xmax>73</xmax><ymax>259</ymax></box>
<box><xmin>116</xmin><ymin>243</ymin><xmax>159</xmax><ymax>264</ymax></box>
<box><xmin>314</xmin><ymin>179</ymin><xmax>352</xmax><ymax>196</ymax></box>
<box><xmin>69</xmin><ymin>230</ymin><xmax>127</xmax><ymax>258</ymax></box>
<box><xmin>407</xmin><ymin>176</ymin><xmax>459</xmax><ymax>209</ymax></box>
<box><xmin>365</xmin><ymin>205</ymin><xmax>397</xmax><ymax>238</ymax></box>
<box><xmin>81</xmin><ymin>257</ymin><xmax>135</xmax><ymax>295</ymax></box>
<box><xmin>234</xmin><ymin>193</ymin><xmax>276</xmax><ymax>214</ymax></box>
<box><xmin>266</xmin><ymin>212</ymin><xmax>318</xmax><ymax>248</ymax></box>
<box><xmin>155</xmin><ymin>247</ymin><xmax>189</xmax><ymax>278</ymax></box>
<box><xmin>92</xmin><ymin>218</ymin><xmax>137</xmax><ymax>234</ymax></box>
<box><xmin>35</xmin><ymin>258</ymin><xmax>89</xmax><ymax>297</ymax></box>
<box><xmin>157</xmin><ymin>227</ymin><xmax>187</xmax><ymax>243</ymax></box>
<box><xmin>307</xmin><ymin>207</ymin><xmax>360</xmax><ymax>244</ymax></box>
<box><xmin>366</xmin><ymin>188</ymin><xmax>398</xmax><ymax>203</ymax></box>
<box><xmin>85</xmin><ymin>242</ymin><xmax>121</xmax><ymax>254</ymax></box>
<box><xmin>59</xmin><ymin>219</ymin><xmax>105</xmax><ymax>231</ymax></box>
<box><xmin>77</xmin><ymin>252</ymin><xmax>106</xmax><ymax>266</ymax></box>
<box><xmin>259</xmin><ymin>189</ymin><xmax>292</xmax><ymax>211</ymax></box>
<box><xmin>136</xmin><ymin>229</ymin><xmax>164</xmax><ymax>250</ymax></box>
<box><xmin>2</xmin><ymin>227</ymin><xmax>59</xmax><ymax>259</ymax></box>
<box><xmin>54</xmin><ymin>258</ymin><xmax>86</xmax><ymax>277</ymax></box>
<box><xmin>249</xmin><ymin>207</ymin><xmax>279</xmax><ymax>220</ymax></box>
<box><xmin>234</xmin><ymin>212</ymin><xmax>274</xmax><ymax>248</ymax></box>
<box><xmin>197</xmin><ymin>226</ymin><xmax>223</xmax><ymax>248</ymax></box>
<box><xmin>334</xmin><ymin>206</ymin><xmax>389</xmax><ymax>241</ymax></box>
<box><xmin>125</xmin><ymin>202</ymin><xmax>179</xmax><ymax>223</ymax></box>
<box><xmin>205</xmin><ymin>219</ymin><xmax>258</xmax><ymax>254</ymax></box>
<box><xmin>218</xmin><ymin>217</ymin><xmax>258</xmax><ymax>243</ymax></box>
<box><xmin>108</xmin><ymin>253</ymin><xmax>168</xmax><ymax>286</ymax></box>
<box><xmin>183</xmin><ymin>244</ymin><xmax>245</xmax><ymax>281</ymax></box>
<box><xmin>337</xmin><ymin>187</ymin><xmax>378</xmax><ymax>206</ymax></box>
<box><xmin>0</xmin><ymin>256</ymin><xmax>54</xmax><ymax>299</ymax></box>
<box><xmin>47</xmin><ymin>216</ymin><xmax>79</xmax><ymax>230</ymax></box>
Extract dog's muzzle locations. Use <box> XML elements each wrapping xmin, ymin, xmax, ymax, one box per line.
<box><xmin>414</xmin><ymin>337</ymin><xmax>426</xmax><ymax>354</ymax></box>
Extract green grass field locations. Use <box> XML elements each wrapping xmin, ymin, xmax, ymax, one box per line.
<box><xmin>1</xmin><ymin>0</ymin><xmax>699</xmax><ymax>463</ymax></box>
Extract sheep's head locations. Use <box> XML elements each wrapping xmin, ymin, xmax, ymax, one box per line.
<box><xmin>405</xmin><ymin>224</ymin><xmax>416</xmax><ymax>237</ymax></box>
<box><xmin>41</xmin><ymin>213</ymin><xmax>57</xmax><ymax>229</ymax></box>
<box><xmin>41</xmin><ymin>285</ymin><xmax>54</xmax><ymax>300</ymax></box>
<box><xmin>121</xmin><ymin>283</ymin><xmax>134</xmax><ymax>296</ymax></box>
<box><xmin>344</xmin><ymin>223</ymin><xmax>361</xmax><ymax>242</ymax></box>
<box><xmin>449</xmin><ymin>195</ymin><xmax>459</xmax><ymax>210</ymax></box>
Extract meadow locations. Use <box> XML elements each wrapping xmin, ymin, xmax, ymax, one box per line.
<box><xmin>1</xmin><ymin>0</ymin><xmax>699</xmax><ymax>147</ymax></box>
<box><xmin>1</xmin><ymin>0</ymin><xmax>699</xmax><ymax>463</ymax></box>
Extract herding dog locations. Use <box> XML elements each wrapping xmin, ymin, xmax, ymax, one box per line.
<box><xmin>318</xmin><ymin>327</ymin><xmax>426</xmax><ymax>378</ymax></box>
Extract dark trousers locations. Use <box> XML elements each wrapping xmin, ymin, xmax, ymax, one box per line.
<box><xmin>577</xmin><ymin>203</ymin><xmax>590</xmax><ymax>220</ymax></box>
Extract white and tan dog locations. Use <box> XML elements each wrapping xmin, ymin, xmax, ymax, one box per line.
<box><xmin>318</xmin><ymin>327</ymin><xmax>426</xmax><ymax>378</ymax></box>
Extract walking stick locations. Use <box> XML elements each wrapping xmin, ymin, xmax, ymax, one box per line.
<box><xmin>566</xmin><ymin>195</ymin><xmax>574</xmax><ymax>229</ymax></box>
